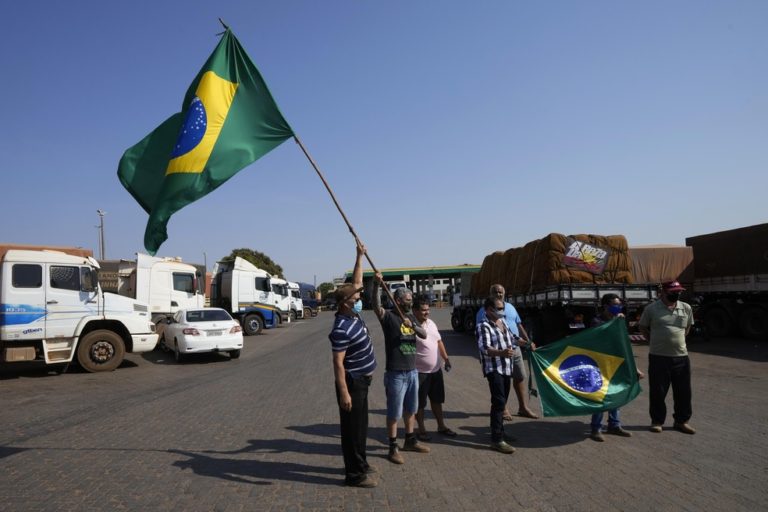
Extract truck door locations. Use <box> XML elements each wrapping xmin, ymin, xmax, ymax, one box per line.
<box><xmin>171</xmin><ymin>271</ymin><xmax>199</xmax><ymax>311</ymax></box>
<box><xmin>2</xmin><ymin>262</ymin><xmax>46</xmax><ymax>341</ymax></box>
<box><xmin>45</xmin><ymin>264</ymin><xmax>93</xmax><ymax>339</ymax></box>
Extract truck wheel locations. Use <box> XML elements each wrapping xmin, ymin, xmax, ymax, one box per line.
<box><xmin>451</xmin><ymin>313</ymin><xmax>464</xmax><ymax>332</ymax></box>
<box><xmin>77</xmin><ymin>330</ymin><xmax>125</xmax><ymax>373</ymax></box>
<box><xmin>462</xmin><ymin>313</ymin><xmax>475</xmax><ymax>332</ymax></box>
<box><xmin>304</xmin><ymin>307</ymin><xmax>312</xmax><ymax>319</ymax></box>
<box><xmin>229</xmin><ymin>349</ymin><xmax>241</xmax><ymax>359</ymax></box>
<box><xmin>704</xmin><ymin>308</ymin><xmax>732</xmax><ymax>338</ymax></box>
<box><xmin>275</xmin><ymin>313</ymin><xmax>283</xmax><ymax>327</ymax></box>
<box><xmin>739</xmin><ymin>307</ymin><xmax>768</xmax><ymax>341</ymax></box>
<box><xmin>243</xmin><ymin>314</ymin><xmax>263</xmax><ymax>336</ymax></box>
<box><xmin>290</xmin><ymin>310</ymin><xmax>297</xmax><ymax>321</ymax></box>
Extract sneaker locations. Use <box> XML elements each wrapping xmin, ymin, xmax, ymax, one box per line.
<box><xmin>649</xmin><ymin>424</ymin><xmax>663</xmax><ymax>433</ymax></box>
<box><xmin>402</xmin><ymin>438</ymin><xmax>431</xmax><ymax>453</ymax></box>
<box><xmin>387</xmin><ymin>446</ymin><xmax>404</xmax><ymax>464</ymax></box>
<box><xmin>674</xmin><ymin>422</ymin><xmax>696</xmax><ymax>435</ymax></box>
<box><xmin>490</xmin><ymin>440</ymin><xmax>516</xmax><ymax>454</ymax></box>
<box><xmin>590</xmin><ymin>430</ymin><xmax>605</xmax><ymax>442</ymax></box>
<box><xmin>345</xmin><ymin>475</ymin><xmax>377</xmax><ymax>488</ymax></box>
<box><xmin>606</xmin><ymin>426</ymin><xmax>632</xmax><ymax>437</ymax></box>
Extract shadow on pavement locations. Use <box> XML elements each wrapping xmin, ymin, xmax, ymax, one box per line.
<box><xmin>686</xmin><ymin>337</ymin><xmax>768</xmax><ymax>362</ymax></box>
<box><xmin>168</xmin><ymin>449</ymin><xmax>341</xmax><ymax>486</ymax></box>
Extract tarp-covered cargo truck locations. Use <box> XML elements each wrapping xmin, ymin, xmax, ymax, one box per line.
<box><xmin>452</xmin><ymin>234</ymin><xmax>693</xmax><ymax>344</ymax></box>
<box><xmin>686</xmin><ymin>223</ymin><xmax>768</xmax><ymax>340</ymax></box>
<box><xmin>1</xmin><ymin>246</ymin><xmax>157</xmax><ymax>372</ymax></box>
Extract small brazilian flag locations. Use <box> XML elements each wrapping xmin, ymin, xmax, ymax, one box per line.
<box><xmin>529</xmin><ymin>318</ymin><xmax>641</xmax><ymax>417</ymax></box>
<box><xmin>118</xmin><ymin>29</ymin><xmax>294</xmax><ymax>255</ymax></box>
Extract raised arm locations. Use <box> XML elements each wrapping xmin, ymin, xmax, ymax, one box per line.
<box><xmin>371</xmin><ymin>272</ymin><xmax>385</xmax><ymax>321</ymax></box>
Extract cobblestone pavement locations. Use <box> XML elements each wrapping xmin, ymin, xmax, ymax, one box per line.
<box><xmin>1</xmin><ymin>308</ymin><xmax>766</xmax><ymax>511</ymax></box>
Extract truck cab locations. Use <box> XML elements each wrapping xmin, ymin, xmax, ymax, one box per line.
<box><xmin>1</xmin><ymin>249</ymin><xmax>157</xmax><ymax>372</ymax></box>
<box><xmin>287</xmin><ymin>281</ymin><xmax>304</xmax><ymax>320</ymax></box>
<box><xmin>210</xmin><ymin>257</ymin><xmax>278</xmax><ymax>335</ymax></box>
<box><xmin>270</xmin><ymin>277</ymin><xmax>291</xmax><ymax>324</ymax></box>
<box><xmin>111</xmin><ymin>253</ymin><xmax>204</xmax><ymax>324</ymax></box>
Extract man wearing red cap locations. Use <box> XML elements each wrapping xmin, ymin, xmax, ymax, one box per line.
<box><xmin>639</xmin><ymin>281</ymin><xmax>696</xmax><ymax>435</ymax></box>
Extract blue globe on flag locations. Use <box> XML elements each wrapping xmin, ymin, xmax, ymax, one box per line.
<box><xmin>171</xmin><ymin>97</ymin><xmax>207</xmax><ymax>157</ymax></box>
<box><xmin>558</xmin><ymin>354</ymin><xmax>602</xmax><ymax>393</ymax></box>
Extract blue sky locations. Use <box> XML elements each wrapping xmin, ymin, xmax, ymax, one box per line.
<box><xmin>1</xmin><ymin>1</ymin><xmax>766</xmax><ymax>285</ymax></box>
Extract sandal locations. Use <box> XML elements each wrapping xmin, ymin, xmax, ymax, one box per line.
<box><xmin>438</xmin><ymin>428</ymin><xmax>457</xmax><ymax>437</ymax></box>
<box><xmin>416</xmin><ymin>432</ymin><xmax>432</xmax><ymax>442</ymax></box>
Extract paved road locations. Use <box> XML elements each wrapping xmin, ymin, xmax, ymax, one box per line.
<box><xmin>1</xmin><ymin>309</ymin><xmax>766</xmax><ymax>511</ymax></box>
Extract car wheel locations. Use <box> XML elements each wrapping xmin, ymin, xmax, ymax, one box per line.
<box><xmin>174</xmin><ymin>340</ymin><xmax>184</xmax><ymax>363</ymax></box>
<box><xmin>243</xmin><ymin>314</ymin><xmax>263</xmax><ymax>335</ymax></box>
<box><xmin>77</xmin><ymin>330</ymin><xmax>126</xmax><ymax>373</ymax></box>
<box><xmin>229</xmin><ymin>349</ymin><xmax>241</xmax><ymax>359</ymax></box>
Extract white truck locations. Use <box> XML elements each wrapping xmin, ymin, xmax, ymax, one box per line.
<box><xmin>210</xmin><ymin>257</ymin><xmax>280</xmax><ymax>335</ymax></box>
<box><xmin>287</xmin><ymin>281</ymin><xmax>305</xmax><ymax>320</ymax></box>
<box><xmin>99</xmin><ymin>252</ymin><xmax>204</xmax><ymax>324</ymax></box>
<box><xmin>270</xmin><ymin>276</ymin><xmax>291</xmax><ymax>325</ymax></box>
<box><xmin>0</xmin><ymin>247</ymin><xmax>158</xmax><ymax>372</ymax></box>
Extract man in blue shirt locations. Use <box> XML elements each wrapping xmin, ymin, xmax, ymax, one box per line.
<box><xmin>476</xmin><ymin>284</ymin><xmax>538</xmax><ymax>420</ymax></box>
<box><xmin>329</xmin><ymin>242</ymin><xmax>378</xmax><ymax>487</ymax></box>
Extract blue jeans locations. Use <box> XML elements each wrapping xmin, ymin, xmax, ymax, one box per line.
<box><xmin>384</xmin><ymin>370</ymin><xmax>419</xmax><ymax>420</ymax></box>
<box><xmin>591</xmin><ymin>409</ymin><xmax>620</xmax><ymax>430</ymax></box>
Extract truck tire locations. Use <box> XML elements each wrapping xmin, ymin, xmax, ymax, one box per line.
<box><xmin>462</xmin><ymin>313</ymin><xmax>476</xmax><ymax>332</ymax></box>
<box><xmin>77</xmin><ymin>330</ymin><xmax>126</xmax><ymax>373</ymax></box>
<box><xmin>243</xmin><ymin>314</ymin><xmax>263</xmax><ymax>336</ymax></box>
<box><xmin>451</xmin><ymin>313</ymin><xmax>464</xmax><ymax>332</ymax></box>
<box><xmin>704</xmin><ymin>307</ymin><xmax>732</xmax><ymax>338</ymax></box>
<box><xmin>275</xmin><ymin>313</ymin><xmax>282</xmax><ymax>326</ymax></box>
<box><xmin>290</xmin><ymin>310</ymin><xmax>297</xmax><ymax>321</ymax></box>
<box><xmin>304</xmin><ymin>307</ymin><xmax>312</xmax><ymax>319</ymax></box>
<box><xmin>739</xmin><ymin>307</ymin><xmax>768</xmax><ymax>341</ymax></box>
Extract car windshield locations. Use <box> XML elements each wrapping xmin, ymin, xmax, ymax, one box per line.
<box><xmin>185</xmin><ymin>310</ymin><xmax>232</xmax><ymax>322</ymax></box>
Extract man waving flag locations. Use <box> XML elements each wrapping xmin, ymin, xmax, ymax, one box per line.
<box><xmin>529</xmin><ymin>317</ymin><xmax>642</xmax><ymax>417</ymax></box>
<box><xmin>118</xmin><ymin>28</ymin><xmax>294</xmax><ymax>255</ymax></box>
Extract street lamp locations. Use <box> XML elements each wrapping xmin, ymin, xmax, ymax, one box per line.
<box><xmin>96</xmin><ymin>209</ymin><xmax>106</xmax><ymax>260</ymax></box>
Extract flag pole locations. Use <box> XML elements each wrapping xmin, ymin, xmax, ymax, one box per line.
<box><xmin>293</xmin><ymin>134</ymin><xmax>406</xmax><ymax>321</ymax></box>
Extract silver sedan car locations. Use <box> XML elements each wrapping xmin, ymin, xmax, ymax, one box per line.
<box><xmin>158</xmin><ymin>308</ymin><xmax>243</xmax><ymax>362</ymax></box>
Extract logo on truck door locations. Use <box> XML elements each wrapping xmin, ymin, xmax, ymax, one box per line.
<box><xmin>563</xmin><ymin>238</ymin><xmax>610</xmax><ymax>275</ymax></box>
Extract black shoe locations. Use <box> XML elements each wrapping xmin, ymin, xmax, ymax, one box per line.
<box><xmin>345</xmin><ymin>475</ymin><xmax>377</xmax><ymax>488</ymax></box>
<box><xmin>606</xmin><ymin>426</ymin><xmax>632</xmax><ymax>437</ymax></box>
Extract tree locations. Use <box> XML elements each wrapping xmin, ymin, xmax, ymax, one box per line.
<box><xmin>317</xmin><ymin>282</ymin><xmax>335</xmax><ymax>298</ymax></box>
<box><xmin>221</xmin><ymin>248</ymin><xmax>283</xmax><ymax>277</ymax></box>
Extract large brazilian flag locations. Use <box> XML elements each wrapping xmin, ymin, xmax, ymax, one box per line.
<box><xmin>529</xmin><ymin>318</ymin><xmax>641</xmax><ymax>417</ymax></box>
<box><xmin>118</xmin><ymin>29</ymin><xmax>294</xmax><ymax>255</ymax></box>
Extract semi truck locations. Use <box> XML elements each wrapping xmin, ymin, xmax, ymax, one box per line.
<box><xmin>270</xmin><ymin>276</ymin><xmax>291</xmax><ymax>325</ymax></box>
<box><xmin>209</xmin><ymin>257</ymin><xmax>279</xmax><ymax>335</ymax></box>
<box><xmin>99</xmin><ymin>252</ymin><xmax>205</xmax><ymax>324</ymax></box>
<box><xmin>287</xmin><ymin>281</ymin><xmax>305</xmax><ymax>320</ymax></box>
<box><xmin>297</xmin><ymin>282</ymin><xmax>320</xmax><ymax>317</ymax></box>
<box><xmin>686</xmin><ymin>223</ymin><xmax>768</xmax><ymax>340</ymax></box>
<box><xmin>0</xmin><ymin>246</ymin><xmax>158</xmax><ymax>372</ymax></box>
<box><xmin>451</xmin><ymin>234</ymin><xmax>693</xmax><ymax>344</ymax></box>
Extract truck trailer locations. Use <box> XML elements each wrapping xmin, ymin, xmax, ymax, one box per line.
<box><xmin>686</xmin><ymin>223</ymin><xmax>768</xmax><ymax>340</ymax></box>
<box><xmin>452</xmin><ymin>234</ymin><xmax>693</xmax><ymax>344</ymax></box>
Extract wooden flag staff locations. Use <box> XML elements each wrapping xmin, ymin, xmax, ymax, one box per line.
<box><xmin>293</xmin><ymin>135</ymin><xmax>406</xmax><ymax>321</ymax></box>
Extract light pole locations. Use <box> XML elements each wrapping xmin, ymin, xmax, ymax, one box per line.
<box><xmin>96</xmin><ymin>210</ymin><xmax>106</xmax><ymax>260</ymax></box>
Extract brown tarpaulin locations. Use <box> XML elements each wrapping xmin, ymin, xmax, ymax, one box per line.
<box><xmin>629</xmin><ymin>246</ymin><xmax>694</xmax><ymax>286</ymax></box>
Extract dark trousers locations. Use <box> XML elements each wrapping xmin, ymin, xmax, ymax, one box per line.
<box><xmin>486</xmin><ymin>372</ymin><xmax>511</xmax><ymax>443</ymax></box>
<box><xmin>648</xmin><ymin>354</ymin><xmax>692</xmax><ymax>425</ymax></box>
<box><xmin>336</xmin><ymin>373</ymin><xmax>371</xmax><ymax>482</ymax></box>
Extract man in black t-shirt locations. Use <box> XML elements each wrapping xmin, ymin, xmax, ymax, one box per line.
<box><xmin>372</xmin><ymin>275</ymin><xmax>430</xmax><ymax>464</ymax></box>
